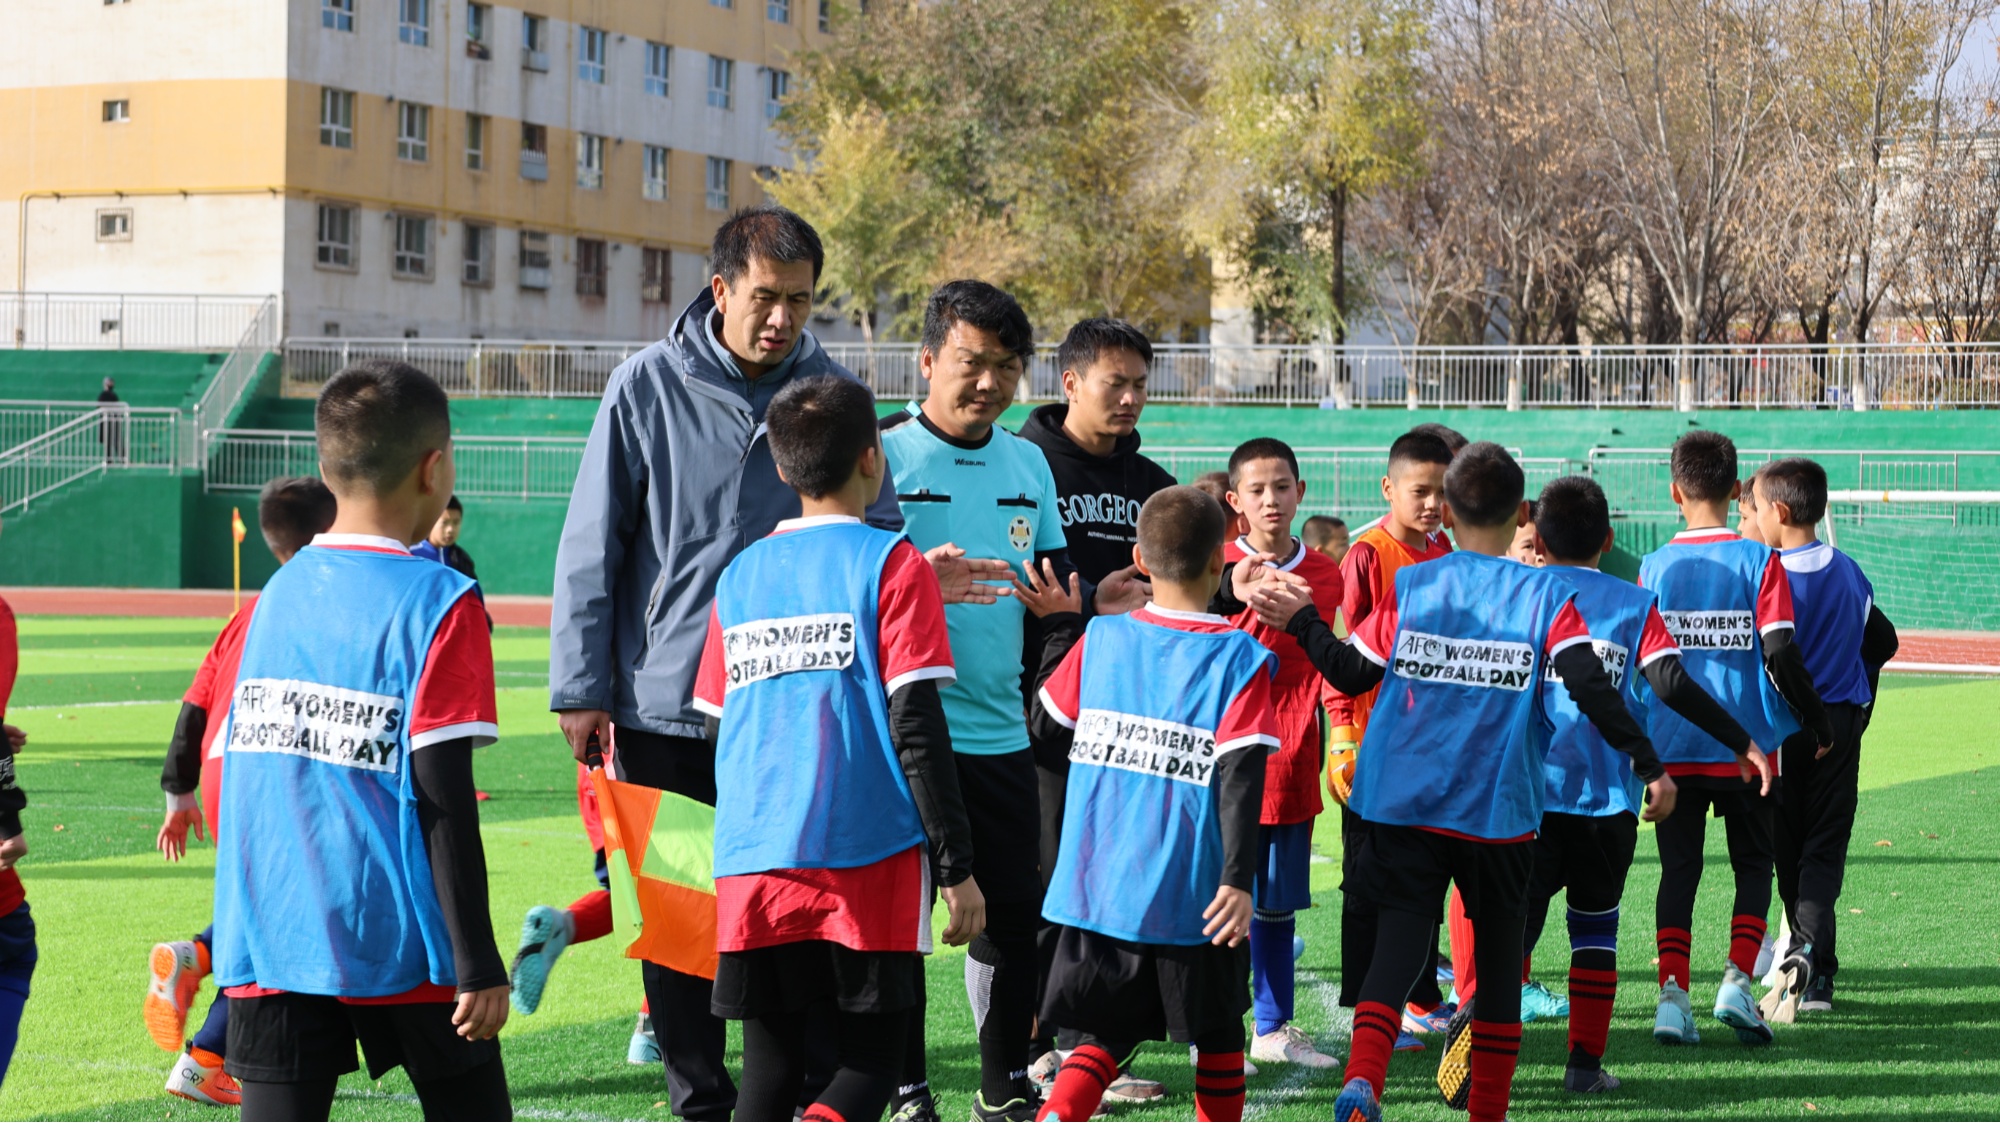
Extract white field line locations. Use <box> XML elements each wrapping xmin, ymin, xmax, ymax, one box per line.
<box><xmin>335</xmin><ymin>1088</ymin><xmax>617</xmax><ymax>1121</ymax></box>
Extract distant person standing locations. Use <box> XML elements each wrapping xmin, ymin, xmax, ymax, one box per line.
<box><xmin>414</xmin><ymin>496</ymin><xmax>480</xmax><ymax>582</ymax></box>
<box><xmin>97</xmin><ymin>377</ymin><xmax>127</xmax><ymax>464</ymax></box>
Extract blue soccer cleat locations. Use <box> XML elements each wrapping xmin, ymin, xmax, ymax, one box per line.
<box><xmin>1333</xmin><ymin>1076</ymin><xmax>1383</xmax><ymax>1122</ymax></box>
<box><xmin>1394</xmin><ymin>1029</ymin><xmax>1426</xmax><ymax>1052</ymax></box>
<box><xmin>1654</xmin><ymin>979</ymin><xmax>1700</xmax><ymax>1045</ymax></box>
<box><xmin>1521</xmin><ymin>980</ymin><xmax>1570</xmax><ymax>1023</ymax></box>
<box><xmin>1714</xmin><ymin>964</ymin><xmax>1775</xmax><ymax>1045</ymax></box>
<box><xmin>509</xmin><ymin>904</ymin><xmax>572</xmax><ymax>1015</ymax></box>
<box><xmin>627</xmin><ymin>1012</ymin><xmax>661</xmax><ymax>1065</ymax></box>
<box><xmin>1403</xmin><ymin>1000</ymin><xmax>1455</xmax><ymax>1035</ymax></box>
<box><xmin>1293</xmin><ymin>934</ymin><xmax>1307</xmax><ymax>961</ymax></box>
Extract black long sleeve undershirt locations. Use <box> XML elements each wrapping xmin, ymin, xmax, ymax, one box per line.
<box><xmin>1762</xmin><ymin>626</ymin><xmax>1833</xmax><ymax>744</ymax></box>
<box><xmin>1861</xmin><ymin>605</ymin><xmax>1900</xmax><ymax>702</ymax></box>
<box><xmin>889</xmin><ymin>679</ymin><xmax>976</xmax><ymax>888</ymax></box>
<box><xmin>411</xmin><ymin>737</ymin><xmax>506</xmax><ymax>994</ymax></box>
<box><xmin>1642</xmin><ymin>654</ymin><xmax>1753</xmax><ymax>754</ymax></box>
<box><xmin>1025</xmin><ymin>609</ymin><xmax>1264</xmax><ymax>891</ymax></box>
<box><xmin>161</xmin><ymin>701</ymin><xmax>207</xmax><ymax>797</ymax></box>
<box><xmin>0</xmin><ymin>747</ymin><xmax>25</xmax><ymax>840</ymax></box>
<box><xmin>1281</xmin><ymin>603</ymin><xmax>1666</xmax><ymax>783</ymax></box>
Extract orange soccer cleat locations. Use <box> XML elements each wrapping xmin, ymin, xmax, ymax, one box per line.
<box><xmin>144</xmin><ymin>939</ymin><xmax>209</xmax><ymax>1052</ymax></box>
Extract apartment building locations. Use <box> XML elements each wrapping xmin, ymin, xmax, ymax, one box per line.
<box><xmin>1</xmin><ymin>0</ymin><xmax>833</xmax><ymax>341</ymax></box>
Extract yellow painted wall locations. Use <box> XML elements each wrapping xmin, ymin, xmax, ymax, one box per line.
<box><xmin>0</xmin><ymin>81</ymin><xmax>288</xmax><ymax>196</ymax></box>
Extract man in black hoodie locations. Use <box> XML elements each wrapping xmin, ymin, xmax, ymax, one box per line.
<box><xmin>1020</xmin><ymin>317</ymin><xmax>1179</xmax><ymax>1103</ymax></box>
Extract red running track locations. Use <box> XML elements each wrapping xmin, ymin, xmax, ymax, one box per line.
<box><xmin>0</xmin><ymin>587</ymin><xmax>553</xmax><ymax>628</ymax></box>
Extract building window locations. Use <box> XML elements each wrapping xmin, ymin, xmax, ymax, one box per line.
<box><xmin>102</xmin><ymin>99</ymin><xmax>130</xmax><ymax>123</ymax></box>
<box><xmin>463</xmin><ymin>222</ymin><xmax>494</xmax><ymax>285</ymax></box>
<box><xmin>578</xmin><ymin>26</ymin><xmax>607</xmax><ymax>83</ymax></box>
<box><xmin>643</xmin><ymin>145</ymin><xmax>670</xmax><ymax>201</ymax></box>
<box><xmin>707</xmin><ymin>57</ymin><xmax>734</xmax><ymax>110</ymax></box>
<box><xmin>96</xmin><ymin>209</ymin><xmax>132</xmax><ymax>242</ymax></box>
<box><xmin>706</xmin><ymin>156</ymin><xmax>731</xmax><ymax>211</ymax></box>
<box><xmin>319</xmin><ymin>88</ymin><xmax>354</xmax><ymax>148</ymax></box>
<box><xmin>576</xmin><ymin>238</ymin><xmax>608</xmax><ymax>297</ymax></box>
<box><xmin>397</xmin><ymin>102</ymin><xmax>430</xmax><ymax>161</ymax></box>
<box><xmin>322</xmin><ymin>0</ymin><xmax>354</xmax><ymax>31</ymax></box>
<box><xmin>521</xmin><ymin>13</ymin><xmax>548</xmax><ymax>70</ymax></box>
<box><xmin>766</xmin><ymin>69</ymin><xmax>790</xmax><ymax>120</ymax></box>
<box><xmin>819</xmin><ymin>0</ymin><xmax>831</xmax><ymax>32</ymax></box>
<box><xmin>768</xmin><ymin>0</ymin><xmax>790</xmax><ymax>23</ymax></box>
<box><xmin>465</xmin><ymin>2</ymin><xmax>491</xmax><ymax>58</ymax></box>
<box><xmin>316</xmin><ymin>203</ymin><xmax>356</xmax><ymax>269</ymax></box>
<box><xmin>520</xmin><ymin>122</ymin><xmax>548</xmax><ymax>180</ymax></box>
<box><xmin>577</xmin><ymin>133</ymin><xmax>605</xmax><ymax>190</ymax></box>
<box><xmin>642</xmin><ymin>247</ymin><xmax>671</xmax><ymax>304</ymax></box>
<box><xmin>710</xmin><ymin>0</ymin><xmax>732</xmax><ymax>7</ymax></box>
<box><xmin>399</xmin><ymin>0</ymin><xmax>430</xmax><ymax>45</ymax></box>
<box><xmin>465</xmin><ymin>113</ymin><xmax>486</xmax><ymax>169</ymax></box>
<box><xmin>645</xmin><ymin>42</ymin><xmax>671</xmax><ymax>97</ymax></box>
<box><xmin>393</xmin><ymin>214</ymin><xmax>432</xmax><ymax>277</ymax></box>
<box><xmin>520</xmin><ymin>230</ymin><xmax>551</xmax><ymax>289</ymax></box>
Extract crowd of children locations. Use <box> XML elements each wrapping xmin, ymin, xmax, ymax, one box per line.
<box><xmin>90</xmin><ymin>293</ymin><xmax>1901</xmax><ymax>1122</ymax></box>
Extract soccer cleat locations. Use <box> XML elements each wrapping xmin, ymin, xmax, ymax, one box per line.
<box><xmin>1653</xmin><ymin>979</ymin><xmax>1700</xmax><ymax>1045</ymax></box>
<box><xmin>1800</xmin><ymin>977</ymin><xmax>1834</xmax><ymax>1013</ymax></box>
<box><xmin>1293</xmin><ymin>934</ymin><xmax>1307</xmax><ymax>962</ymax></box>
<box><xmin>1403</xmin><ymin>999</ymin><xmax>1456</xmax><ymax>1035</ymax></box>
<box><xmin>1249</xmin><ymin>1023</ymin><xmax>1339</xmax><ymax>1068</ymax></box>
<box><xmin>1521</xmin><ymin>980</ymin><xmax>1571</xmax><ymax>1023</ymax></box>
<box><xmin>1189</xmin><ymin>1044</ymin><xmax>1257</xmax><ymax>1076</ymax></box>
<box><xmin>1563</xmin><ymin>1065</ymin><xmax>1622</xmax><ymax>1094</ymax></box>
<box><xmin>1103</xmin><ymin>1070</ymin><xmax>1166</xmax><ymax>1104</ymax></box>
<box><xmin>1753</xmin><ymin>932</ymin><xmax>1778</xmax><ymax>982</ymax></box>
<box><xmin>888</xmin><ymin>1092</ymin><xmax>941</xmax><ymax>1122</ymax></box>
<box><xmin>144</xmin><ymin>940</ymin><xmax>207</xmax><ymax>1053</ymax></box>
<box><xmin>1713</xmin><ymin>964</ymin><xmax>1775</xmax><ymax>1045</ymax></box>
<box><xmin>1435</xmin><ymin>1001</ymin><xmax>1474</xmax><ymax>1110</ymax></box>
<box><xmin>626</xmin><ymin>1012</ymin><xmax>660</xmax><ymax>1065</ymax></box>
<box><xmin>1759</xmin><ymin>950</ymin><xmax>1813</xmax><ymax>1025</ymax></box>
<box><xmin>165</xmin><ymin>1049</ymin><xmax>241</xmax><ymax>1107</ymax></box>
<box><xmin>1436</xmin><ymin>961</ymin><xmax>1456</xmax><ymax>986</ymax></box>
<box><xmin>1333</xmin><ymin>1076</ymin><xmax>1383</xmax><ymax>1122</ymax></box>
<box><xmin>970</xmin><ymin>1091</ymin><xmax>1040</xmax><ymax>1121</ymax></box>
<box><xmin>509</xmin><ymin>904</ymin><xmax>572</xmax><ymax>1015</ymax></box>
<box><xmin>1029</xmin><ymin>1049</ymin><xmax>1062</xmax><ymax>1095</ymax></box>
<box><xmin>1394</xmin><ymin>1030</ymin><xmax>1426</xmax><ymax>1052</ymax></box>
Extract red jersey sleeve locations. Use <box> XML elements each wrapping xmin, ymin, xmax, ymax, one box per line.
<box><xmin>1216</xmin><ymin>657</ymin><xmax>1281</xmax><ymax>753</ymax></box>
<box><xmin>1756</xmin><ymin>550</ymin><xmax>1795</xmax><ymax>635</ymax></box>
<box><xmin>877</xmin><ymin>540</ymin><xmax>955</xmax><ymax>694</ymax></box>
<box><xmin>1544</xmin><ymin>599</ymin><xmax>1592</xmax><ymax>659</ymax></box>
<box><xmin>1037</xmin><ymin>635</ymin><xmax>1087</xmax><ymax>730</ymax></box>
<box><xmin>1339</xmin><ymin>541</ymin><xmax>1379</xmax><ymax>631</ymax></box>
<box><xmin>692</xmin><ymin>603</ymin><xmax>726</xmax><ymax>718</ymax></box>
<box><xmin>185</xmin><ymin>607</ymin><xmax>252</xmax><ymax>713</ymax></box>
<box><xmin>0</xmin><ymin>596</ymin><xmax>14</xmax><ymax>722</ymax></box>
<box><xmin>1351</xmin><ymin>583</ymin><xmax>1399</xmax><ymax>667</ymax></box>
<box><xmin>409</xmin><ymin>592</ymin><xmax>498</xmax><ymax>750</ymax></box>
<box><xmin>1637</xmin><ymin>604</ymin><xmax>1682</xmax><ymax>668</ymax></box>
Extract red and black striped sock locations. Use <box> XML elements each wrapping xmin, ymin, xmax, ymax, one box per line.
<box><xmin>1466</xmin><ymin>1019</ymin><xmax>1522</xmax><ymax>1123</ymax></box>
<box><xmin>1656</xmin><ymin>927</ymin><xmax>1692</xmax><ymax>989</ymax></box>
<box><xmin>1344</xmin><ymin>1001</ymin><xmax>1400</xmax><ymax>1098</ymax></box>
<box><xmin>800</xmin><ymin>1107</ymin><xmax>847</xmax><ymax>1122</ymax></box>
<box><xmin>1729</xmin><ymin>914</ymin><xmax>1767</xmax><ymax>976</ymax></box>
<box><xmin>1037</xmin><ymin>1044</ymin><xmax>1117</xmax><ymax>1123</ymax></box>
<box><xmin>1193</xmin><ymin>1050</ymin><xmax>1246</xmax><ymax>1122</ymax></box>
<box><xmin>1566</xmin><ymin>951</ymin><xmax>1617</xmax><ymax>1068</ymax></box>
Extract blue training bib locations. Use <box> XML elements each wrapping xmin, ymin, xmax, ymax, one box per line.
<box><xmin>1541</xmin><ymin>566</ymin><xmax>1652</xmax><ymax>819</ymax></box>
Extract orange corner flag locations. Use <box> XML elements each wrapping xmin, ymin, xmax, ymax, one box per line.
<box><xmin>230</xmin><ymin>507</ymin><xmax>247</xmax><ymax>545</ymax></box>
<box><xmin>589</xmin><ymin>761</ymin><xmax>719</xmax><ymax>979</ymax></box>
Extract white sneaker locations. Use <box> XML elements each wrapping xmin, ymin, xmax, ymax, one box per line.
<box><xmin>1189</xmin><ymin>1044</ymin><xmax>1258</xmax><ymax>1076</ymax></box>
<box><xmin>1249</xmin><ymin>1024</ymin><xmax>1339</xmax><ymax>1068</ymax></box>
<box><xmin>1754</xmin><ymin>932</ymin><xmax>1779</xmax><ymax>985</ymax></box>
<box><xmin>165</xmin><ymin>1050</ymin><xmax>241</xmax><ymax>1107</ymax></box>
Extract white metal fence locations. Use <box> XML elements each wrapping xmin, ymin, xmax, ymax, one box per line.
<box><xmin>1584</xmin><ymin>447</ymin><xmax>2000</xmax><ymax>520</ymax></box>
<box><xmin>0</xmin><ymin>406</ymin><xmax>184</xmax><ymax>515</ymax></box>
<box><xmin>4</xmin><ymin>293</ymin><xmax>278</xmax><ymax>351</ymax></box>
<box><xmin>281</xmin><ymin>337</ymin><xmax>2000</xmax><ymax>408</ymax></box>
<box><xmin>186</xmin><ymin>298</ymin><xmax>282</xmax><ymax>462</ymax></box>
<box><xmin>0</xmin><ymin>400</ymin><xmax>107</xmax><ymax>451</ymax></box>
<box><xmin>203</xmin><ymin>429</ymin><xmax>585</xmax><ymax>501</ymax></box>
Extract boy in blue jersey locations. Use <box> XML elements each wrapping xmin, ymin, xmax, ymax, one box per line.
<box><xmin>1025</xmin><ymin>485</ymin><xmax>1277</xmax><ymax>1123</ymax></box>
<box><xmin>1250</xmin><ymin>443</ymin><xmax>1675</xmax><ymax>1123</ymax></box>
<box><xmin>1526</xmin><ymin>477</ymin><xmax>1771</xmax><ymax>1094</ymax></box>
<box><xmin>692</xmin><ymin>375</ymin><xmax>986</xmax><ymax>1123</ymax></box>
<box><xmin>1640</xmin><ymin>431</ymin><xmax>1831</xmax><ymax>1048</ymax></box>
<box><xmin>213</xmin><ymin>360</ymin><xmax>511</xmax><ymax>1122</ymax></box>
<box><xmin>1752</xmin><ymin>458</ymin><xmax>1899</xmax><ymax>1017</ymax></box>
<box><xmin>880</xmin><ymin>280</ymin><xmax>1138</xmax><ymax>1120</ymax></box>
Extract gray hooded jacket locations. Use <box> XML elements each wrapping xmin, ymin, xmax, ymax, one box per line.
<box><xmin>549</xmin><ymin>290</ymin><xmax>903</xmax><ymax>737</ymax></box>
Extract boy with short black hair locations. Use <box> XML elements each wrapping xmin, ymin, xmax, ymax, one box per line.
<box><xmin>1221</xmin><ymin>438</ymin><xmax>1346</xmax><ymax>1069</ymax></box>
<box><xmin>213</xmin><ymin>361</ymin><xmax>510</xmax><ymax>1121</ymax></box>
<box><xmin>1752</xmin><ymin>457</ymin><xmax>1898</xmax><ymax>1017</ymax></box>
<box><xmin>146</xmin><ymin>475</ymin><xmax>337</xmax><ymax>1108</ymax></box>
<box><xmin>414</xmin><ymin>495</ymin><xmax>480</xmax><ymax>582</ymax></box>
<box><xmin>1527</xmin><ymin>476</ymin><xmax>1770</xmax><ymax>1093</ymax></box>
<box><xmin>1640</xmin><ymin>431</ymin><xmax>1831</xmax><ymax>1048</ymax></box>
<box><xmin>1303</xmin><ymin>515</ymin><xmax>1349</xmax><ymax>565</ymax></box>
<box><xmin>1736</xmin><ymin>469</ymin><xmax>1768</xmax><ymax>546</ymax></box>
<box><xmin>1251</xmin><ymin>443</ymin><xmax>1675</xmax><ymax>1123</ymax></box>
<box><xmin>1025</xmin><ymin>485</ymin><xmax>1278</xmax><ymax>1123</ymax></box>
<box><xmin>693</xmin><ymin>374</ymin><xmax>985</xmax><ymax>1123</ymax></box>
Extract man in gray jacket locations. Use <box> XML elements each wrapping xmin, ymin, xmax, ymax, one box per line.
<box><xmin>547</xmin><ymin>206</ymin><xmax>961</xmax><ymax>1120</ymax></box>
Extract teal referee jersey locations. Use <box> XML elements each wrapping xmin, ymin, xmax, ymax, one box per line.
<box><xmin>880</xmin><ymin>404</ymin><xmax>1066</xmax><ymax>756</ymax></box>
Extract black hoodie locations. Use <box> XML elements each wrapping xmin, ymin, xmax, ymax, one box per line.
<box><xmin>1019</xmin><ymin>403</ymin><xmax>1179</xmax><ymax>584</ymax></box>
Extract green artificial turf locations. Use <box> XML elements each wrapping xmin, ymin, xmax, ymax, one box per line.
<box><xmin>2</xmin><ymin>616</ymin><xmax>1995</xmax><ymax>1120</ymax></box>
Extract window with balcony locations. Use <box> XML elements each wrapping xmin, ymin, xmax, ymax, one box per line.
<box><xmin>320</xmin><ymin>88</ymin><xmax>354</xmax><ymax>148</ymax></box>
<box><xmin>766</xmin><ymin>68</ymin><xmax>790</xmax><ymax>120</ymax></box>
<box><xmin>316</xmin><ymin>203</ymin><xmax>356</xmax><ymax>269</ymax></box>
<box><xmin>397</xmin><ymin>102</ymin><xmax>430</xmax><ymax>161</ymax></box>
<box><xmin>643</xmin><ymin>145</ymin><xmax>670</xmax><ymax>201</ymax></box>
<box><xmin>707</xmin><ymin>56</ymin><xmax>734</xmax><ymax>110</ymax></box>
<box><xmin>465</xmin><ymin>2</ymin><xmax>491</xmax><ymax>58</ymax></box>
<box><xmin>576</xmin><ymin>238</ymin><xmax>607</xmax><ymax>297</ymax></box>
<box><xmin>399</xmin><ymin>0</ymin><xmax>430</xmax><ymax>46</ymax></box>
<box><xmin>706</xmin><ymin>156</ymin><xmax>731</xmax><ymax>211</ymax></box>
<box><xmin>322</xmin><ymin>0</ymin><xmax>354</xmax><ymax>32</ymax></box>
<box><xmin>463</xmin><ymin>222</ymin><xmax>494</xmax><ymax>285</ymax></box>
<box><xmin>465</xmin><ymin>112</ymin><xmax>486</xmax><ymax>169</ymax></box>
<box><xmin>521</xmin><ymin>13</ymin><xmax>549</xmax><ymax>70</ymax></box>
<box><xmin>520</xmin><ymin>122</ymin><xmax>548</xmax><ymax>180</ymax></box>
<box><xmin>577</xmin><ymin>133</ymin><xmax>605</xmax><ymax>190</ymax></box>
<box><xmin>645</xmin><ymin>41</ymin><xmax>671</xmax><ymax>97</ymax></box>
<box><xmin>393</xmin><ymin>214</ymin><xmax>432</xmax><ymax>278</ymax></box>
<box><xmin>578</xmin><ymin>26</ymin><xmax>607</xmax><ymax>83</ymax></box>
<box><xmin>519</xmin><ymin>230</ymin><xmax>551</xmax><ymax>289</ymax></box>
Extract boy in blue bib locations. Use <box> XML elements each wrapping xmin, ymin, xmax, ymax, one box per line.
<box><xmin>1251</xmin><ymin>443</ymin><xmax>1675</xmax><ymax>1123</ymax></box>
<box><xmin>1025</xmin><ymin>486</ymin><xmax>1277</xmax><ymax>1123</ymax></box>
<box><xmin>212</xmin><ymin>361</ymin><xmax>510</xmax><ymax>1121</ymax></box>
<box><xmin>1639</xmin><ymin>431</ymin><xmax>1831</xmax><ymax>1048</ymax></box>
<box><xmin>692</xmin><ymin>374</ymin><xmax>986</xmax><ymax>1123</ymax></box>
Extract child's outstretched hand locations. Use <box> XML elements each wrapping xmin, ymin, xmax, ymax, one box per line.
<box><xmin>1202</xmin><ymin>885</ymin><xmax>1253</xmax><ymax>947</ymax></box>
<box><xmin>157</xmin><ymin>808</ymin><xmax>205</xmax><ymax>861</ymax></box>
<box><xmin>940</xmin><ymin>875</ymin><xmax>988</xmax><ymax>947</ymax></box>
<box><xmin>1011</xmin><ymin>558</ymin><xmax>1083</xmax><ymax>618</ymax></box>
<box><xmin>2</xmin><ymin>725</ymin><xmax>25</xmax><ymax>753</ymax></box>
<box><xmin>1739</xmin><ymin>742</ymin><xmax>1773</xmax><ymax>794</ymax></box>
<box><xmin>1641</xmin><ymin>772</ymin><xmax>1680</xmax><ymax>823</ymax></box>
<box><xmin>1250</xmin><ymin>577</ymin><xmax>1315</xmax><ymax>630</ymax></box>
